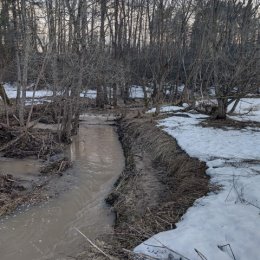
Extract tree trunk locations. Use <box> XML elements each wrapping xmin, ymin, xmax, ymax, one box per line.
<box><xmin>0</xmin><ymin>84</ymin><xmax>11</xmax><ymax>106</ymax></box>
<box><xmin>112</xmin><ymin>83</ymin><xmax>117</xmax><ymax>107</ymax></box>
<box><xmin>216</xmin><ymin>98</ymin><xmax>227</xmax><ymax>119</ymax></box>
<box><xmin>229</xmin><ymin>98</ymin><xmax>240</xmax><ymax>114</ymax></box>
<box><xmin>96</xmin><ymin>85</ymin><xmax>104</xmax><ymax>108</ymax></box>
<box><xmin>142</xmin><ymin>85</ymin><xmax>148</xmax><ymax>108</ymax></box>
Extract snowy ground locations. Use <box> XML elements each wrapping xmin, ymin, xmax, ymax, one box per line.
<box><xmin>129</xmin><ymin>85</ymin><xmax>152</xmax><ymax>99</ymax></box>
<box><xmin>135</xmin><ymin>111</ymin><xmax>260</xmax><ymax>260</ymax></box>
<box><xmin>147</xmin><ymin>104</ymin><xmax>188</xmax><ymax>113</ymax></box>
<box><xmin>228</xmin><ymin>98</ymin><xmax>260</xmax><ymax>123</ymax></box>
<box><xmin>3</xmin><ymin>83</ymin><xmax>97</xmax><ymax>105</ymax></box>
<box><xmin>4</xmin><ymin>83</ymin><xmax>53</xmax><ymax>99</ymax></box>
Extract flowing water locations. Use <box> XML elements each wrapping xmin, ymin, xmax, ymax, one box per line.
<box><xmin>0</xmin><ymin>114</ymin><xmax>124</xmax><ymax>260</ymax></box>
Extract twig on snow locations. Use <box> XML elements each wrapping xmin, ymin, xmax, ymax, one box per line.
<box><xmin>143</xmin><ymin>241</ymin><xmax>192</xmax><ymax>260</ymax></box>
<box><xmin>218</xmin><ymin>244</ymin><xmax>236</xmax><ymax>260</ymax></box>
<box><xmin>194</xmin><ymin>248</ymin><xmax>208</xmax><ymax>260</ymax></box>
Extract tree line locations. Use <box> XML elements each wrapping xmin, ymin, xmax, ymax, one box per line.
<box><xmin>0</xmin><ymin>0</ymin><xmax>259</xmax><ymax>137</ymax></box>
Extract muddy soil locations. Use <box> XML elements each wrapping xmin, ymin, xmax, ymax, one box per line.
<box><xmin>77</xmin><ymin>115</ymin><xmax>210</xmax><ymax>259</ymax></box>
<box><xmin>0</xmin><ymin>156</ymin><xmax>71</xmax><ymax>217</ymax></box>
<box><xmin>0</xmin><ymin>172</ymin><xmax>50</xmax><ymax>216</ymax></box>
<box><xmin>0</xmin><ymin>121</ymin><xmax>70</xmax><ymax>216</ymax></box>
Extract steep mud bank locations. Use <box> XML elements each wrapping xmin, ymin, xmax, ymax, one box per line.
<box><xmin>102</xmin><ymin>117</ymin><xmax>210</xmax><ymax>259</ymax></box>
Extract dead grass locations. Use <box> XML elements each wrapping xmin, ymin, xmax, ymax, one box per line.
<box><xmin>100</xmin><ymin>117</ymin><xmax>210</xmax><ymax>259</ymax></box>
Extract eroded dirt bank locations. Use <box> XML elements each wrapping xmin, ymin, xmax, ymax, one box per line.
<box><xmin>84</xmin><ymin>116</ymin><xmax>210</xmax><ymax>259</ymax></box>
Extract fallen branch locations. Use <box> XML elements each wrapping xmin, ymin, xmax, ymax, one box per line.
<box><xmin>0</xmin><ymin>132</ymin><xmax>26</xmax><ymax>152</ymax></box>
<box><xmin>194</xmin><ymin>248</ymin><xmax>208</xmax><ymax>260</ymax></box>
<box><xmin>74</xmin><ymin>227</ymin><xmax>113</xmax><ymax>260</ymax></box>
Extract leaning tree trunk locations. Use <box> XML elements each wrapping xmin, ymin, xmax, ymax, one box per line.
<box><xmin>228</xmin><ymin>98</ymin><xmax>240</xmax><ymax>114</ymax></box>
<box><xmin>0</xmin><ymin>84</ymin><xmax>11</xmax><ymax>106</ymax></box>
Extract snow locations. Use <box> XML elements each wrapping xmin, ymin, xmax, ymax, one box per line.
<box><xmin>3</xmin><ymin>83</ymin><xmax>53</xmax><ymax>99</ymax></box>
<box><xmin>147</xmin><ymin>105</ymin><xmax>186</xmax><ymax>113</ymax></box>
<box><xmin>228</xmin><ymin>98</ymin><xmax>260</xmax><ymax>123</ymax></box>
<box><xmin>135</xmin><ymin>111</ymin><xmax>260</xmax><ymax>260</ymax></box>
<box><xmin>195</xmin><ymin>98</ymin><xmax>260</xmax><ymax>122</ymax></box>
<box><xmin>178</xmin><ymin>84</ymin><xmax>185</xmax><ymax>93</ymax></box>
<box><xmin>3</xmin><ymin>83</ymin><xmax>97</xmax><ymax>105</ymax></box>
<box><xmin>80</xmin><ymin>89</ymin><xmax>97</xmax><ymax>99</ymax></box>
<box><xmin>129</xmin><ymin>85</ymin><xmax>152</xmax><ymax>99</ymax></box>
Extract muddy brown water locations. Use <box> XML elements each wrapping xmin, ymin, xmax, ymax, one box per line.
<box><xmin>0</xmin><ymin>114</ymin><xmax>124</xmax><ymax>260</ymax></box>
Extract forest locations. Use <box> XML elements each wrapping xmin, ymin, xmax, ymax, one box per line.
<box><xmin>0</xmin><ymin>0</ymin><xmax>259</xmax><ymax>132</ymax></box>
<box><xmin>0</xmin><ymin>1</ymin><xmax>260</xmax><ymax>260</ymax></box>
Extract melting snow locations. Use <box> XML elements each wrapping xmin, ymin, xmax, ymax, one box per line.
<box><xmin>3</xmin><ymin>83</ymin><xmax>97</xmax><ymax>105</ymax></box>
<box><xmin>228</xmin><ymin>98</ymin><xmax>260</xmax><ymax>123</ymax></box>
<box><xmin>135</xmin><ymin>111</ymin><xmax>260</xmax><ymax>260</ymax></box>
<box><xmin>147</xmin><ymin>105</ymin><xmax>186</xmax><ymax>113</ymax></box>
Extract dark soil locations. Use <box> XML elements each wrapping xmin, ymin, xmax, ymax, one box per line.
<box><xmin>0</xmin><ymin>154</ymin><xmax>72</xmax><ymax>216</ymax></box>
<box><xmin>0</xmin><ymin>173</ymin><xmax>47</xmax><ymax>216</ymax></box>
<box><xmin>0</xmin><ymin>115</ymin><xmax>71</xmax><ymax>216</ymax></box>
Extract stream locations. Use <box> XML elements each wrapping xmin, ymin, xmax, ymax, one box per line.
<box><xmin>0</xmin><ymin>114</ymin><xmax>124</xmax><ymax>260</ymax></box>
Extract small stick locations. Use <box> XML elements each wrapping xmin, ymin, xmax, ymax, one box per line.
<box><xmin>194</xmin><ymin>248</ymin><xmax>208</xmax><ymax>260</ymax></box>
<box><xmin>218</xmin><ymin>244</ymin><xmax>236</xmax><ymax>260</ymax></box>
<box><xmin>74</xmin><ymin>227</ymin><xmax>112</xmax><ymax>260</ymax></box>
<box><xmin>58</xmin><ymin>161</ymin><xmax>65</xmax><ymax>173</ymax></box>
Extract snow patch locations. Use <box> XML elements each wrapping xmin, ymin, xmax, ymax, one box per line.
<box><xmin>3</xmin><ymin>83</ymin><xmax>97</xmax><ymax>106</ymax></box>
<box><xmin>147</xmin><ymin>105</ymin><xmax>186</xmax><ymax>114</ymax></box>
<box><xmin>135</xmin><ymin>111</ymin><xmax>260</xmax><ymax>260</ymax></box>
<box><xmin>228</xmin><ymin>98</ymin><xmax>260</xmax><ymax>123</ymax></box>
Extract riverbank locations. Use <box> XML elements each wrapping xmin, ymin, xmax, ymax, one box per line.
<box><xmin>0</xmin><ymin>123</ymin><xmax>71</xmax><ymax>216</ymax></box>
<box><xmin>0</xmin><ymin>114</ymin><xmax>124</xmax><ymax>260</ymax></box>
<box><xmin>78</xmin><ymin>114</ymin><xmax>210</xmax><ymax>259</ymax></box>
